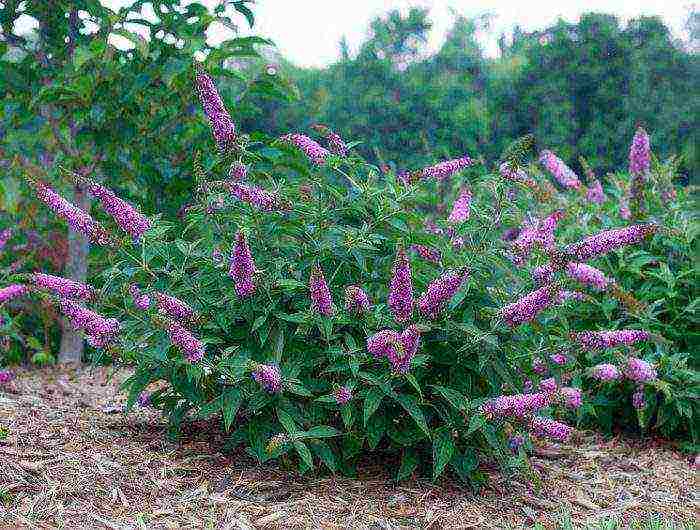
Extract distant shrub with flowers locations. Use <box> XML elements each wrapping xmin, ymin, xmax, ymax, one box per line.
<box><xmin>2</xmin><ymin>68</ymin><xmax>697</xmax><ymax>479</ymax></box>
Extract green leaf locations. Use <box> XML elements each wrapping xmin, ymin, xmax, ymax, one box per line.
<box><xmin>293</xmin><ymin>440</ymin><xmax>314</xmax><ymax>469</ymax></box>
<box><xmin>466</xmin><ymin>414</ymin><xmax>487</xmax><ymax>435</ymax></box>
<box><xmin>396</xmin><ymin>448</ymin><xmax>418</xmax><ymax>481</ymax></box>
<box><xmin>341</xmin><ymin>404</ymin><xmax>354</xmax><ymax>429</ymax></box>
<box><xmin>366</xmin><ymin>413</ymin><xmax>385</xmax><ymax>449</ymax></box>
<box><xmin>222</xmin><ymin>388</ymin><xmax>241</xmax><ymax>431</ymax></box>
<box><xmin>363</xmin><ymin>387</ymin><xmax>384</xmax><ymax>426</ymax></box>
<box><xmin>276</xmin><ymin>407</ymin><xmax>298</xmax><ymax>435</ymax></box>
<box><xmin>305</xmin><ymin>425</ymin><xmax>340</xmax><ymax>439</ymax></box>
<box><xmin>394</xmin><ymin>394</ymin><xmax>430</xmax><ymax>437</ymax></box>
<box><xmin>310</xmin><ymin>440</ymin><xmax>336</xmax><ymax>472</ymax></box>
<box><xmin>432</xmin><ymin>427</ymin><xmax>455</xmax><ymax>480</ymax></box>
<box><xmin>450</xmin><ymin>449</ymin><xmax>478</xmax><ymax>483</ymax></box>
<box><xmin>431</xmin><ymin>385</ymin><xmax>469</xmax><ymax>412</ymax></box>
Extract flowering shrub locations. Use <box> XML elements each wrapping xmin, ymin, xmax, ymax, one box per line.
<box><xmin>3</xmin><ymin>69</ymin><xmax>698</xmax><ymax>479</ymax></box>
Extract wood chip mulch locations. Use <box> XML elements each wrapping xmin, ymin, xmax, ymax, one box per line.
<box><xmin>0</xmin><ymin>366</ymin><xmax>696</xmax><ymax>529</ymax></box>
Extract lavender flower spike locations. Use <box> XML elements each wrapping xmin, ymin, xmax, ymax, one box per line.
<box><xmin>229</xmin><ymin>231</ymin><xmax>256</xmax><ymax>299</ymax></box>
<box><xmin>195</xmin><ymin>67</ymin><xmax>236</xmax><ymax>150</ymax></box>
<box><xmin>591</xmin><ymin>363</ymin><xmax>621</xmax><ymax>381</ymax></box>
<box><xmin>447</xmin><ymin>188</ymin><xmax>472</xmax><ymax>224</ymax></box>
<box><xmin>529</xmin><ymin>417</ymin><xmax>573</xmax><ymax>442</ymax></box>
<box><xmin>334</xmin><ymin>385</ymin><xmax>353</xmax><ymax>404</ymax></box>
<box><xmin>87</xmin><ymin>182</ymin><xmax>151</xmax><ymax>240</ymax></box>
<box><xmin>0</xmin><ymin>229</ymin><xmax>11</xmax><ymax>252</ymax></box>
<box><xmin>129</xmin><ymin>284</ymin><xmax>151</xmax><ymax>311</ymax></box>
<box><xmin>410</xmin><ymin>244</ymin><xmax>442</xmax><ymax>264</ymax></box>
<box><xmin>565</xmin><ymin>262</ymin><xmax>611</xmax><ymax>291</ymax></box>
<box><xmin>586</xmin><ymin>179</ymin><xmax>606</xmax><ymax>204</ymax></box>
<box><xmin>573</xmin><ymin>329</ymin><xmax>651</xmax><ymax>351</ymax></box>
<box><xmin>388</xmin><ymin>248</ymin><xmax>413</xmax><ymax>323</ymax></box>
<box><xmin>345</xmin><ymin>285</ymin><xmax>371</xmax><ymax>314</ymax></box>
<box><xmin>418</xmin><ymin>270</ymin><xmax>467</xmax><ymax>320</ymax></box>
<box><xmin>59</xmin><ymin>298</ymin><xmax>120</xmax><ymax>348</ymax></box>
<box><xmin>421</xmin><ymin>156</ymin><xmax>474</xmax><ymax>181</ymax></box>
<box><xmin>252</xmin><ymin>363</ymin><xmax>282</xmax><ymax>393</ymax></box>
<box><xmin>155</xmin><ymin>292</ymin><xmax>197</xmax><ymax>323</ymax></box>
<box><xmin>623</xmin><ymin>357</ymin><xmax>657</xmax><ymax>383</ymax></box>
<box><xmin>166</xmin><ymin>321</ymin><xmax>205</xmax><ymax>363</ymax></box>
<box><xmin>32</xmin><ymin>273</ymin><xmax>95</xmax><ymax>300</ymax></box>
<box><xmin>564</xmin><ymin>224</ymin><xmax>657</xmax><ymax>261</ymax></box>
<box><xmin>483</xmin><ymin>392</ymin><xmax>551</xmax><ymax>418</ymax></box>
<box><xmin>629</xmin><ymin>127</ymin><xmax>651</xmax><ymax>178</ymax></box>
<box><xmin>309</xmin><ymin>264</ymin><xmax>334</xmax><ymax>316</ymax></box>
<box><xmin>228</xmin><ymin>182</ymin><xmax>280</xmax><ymax>212</ymax></box>
<box><xmin>281</xmin><ymin>133</ymin><xmax>329</xmax><ymax>165</ymax></box>
<box><xmin>500</xmin><ymin>285</ymin><xmax>559</xmax><ymax>327</ymax></box>
<box><xmin>0</xmin><ymin>284</ymin><xmax>28</xmax><ymax>304</ymax></box>
<box><xmin>539</xmin><ymin>150</ymin><xmax>581</xmax><ymax>189</ymax></box>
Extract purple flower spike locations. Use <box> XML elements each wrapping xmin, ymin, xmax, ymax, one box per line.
<box><xmin>586</xmin><ymin>180</ymin><xmax>606</xmax><ymax>204</ymax></box>
<box><xmin>0</xmin><ymin>369</ymin><xmax>14</xmax><ymax>384</ymax></box>
<box><xmin>195</xmin><ymin>68</ymin><xmax>236</xmax><ymax>150</ymax></box>
<box><xmin>629</xmin><ymin>127</ymin><xmax>651</xmax><ymax>179</ymax></box>
<box><xmin>632</xmin><ymin>387</ymin><xmax>646</xmax><ymax>409</ymax></box>
<box><xmin>0</xmin><ymin>284</ymin><xmax>28</xmax><ymax>304</ymax></box>
<box><xmin>591</xmin><ymin>363</ymin><xmax>621</xmax><ymax>381</ymax></box>
<box><xmin>59</xmin><ymin>298</ymin><xmax>120</xmax><ymax>349</ymax></box>
<box><xmin>155</xmin><ymin>292</ymin><xmax>196</xmax><ymax>323</ymax></box>
<box><xmin>309</xmin><ymin>265</ymin><xmax>334</xmax><ymax>316</ymax></box>
<box><xmin>421</xmin><ymin>156</ymin><xmax>474</xmax><ymax>181</ymax></box>
<box><xmin>0</xmin><ymin>229</ymin><xmax>11</xmax><ymax>252</ymax></box>
<box><xmin>334</xmin><ymin>385</ymin><xmax>353</xmax><ymax>405</ymax></box>
<box><xmin>281</xmin><ymin>133</ymin><xmax>329</xmax><ymax>165</ymax></box>
<box><xmin>32</xmin><ymin>273</ymin><xmax>95</xmax><ymax>300</ymax></box>
<box><xmin>539</xmin><ymin>378</ymin><xmax>558</xmax><ymax>393</ymax></box>
<box><xmin>345</xmin><ymin>285</ymin><xmax>370</xmax><ymax>314</ymax></box>
<box><xmin>559</xmin><ymin>387</ymin><xmax>582</xmax><ymax>409</ymax></box>
<box><xmin>500</xmin><ymin>285</ymin><xmax>558</xmax><ymax>327</ymax></box>
<box><xmin>624</xmin><ymin>357</ymin><xmax>657</xmax><ymax>383</ymax></box>
<box><xmin>529</xmin><ymin>417</ymin><xmax>573</xmax><ymax>442</ymax></box>
<box><xmin>87</xmin><ymin>182</ymin><xmax>151</xmax><ymax>241</ymax></box>
<box><xmin>366</xmin><ymin>326</ymin><xmax>421</xmax><ymax>373</ymax></box>
<box><xmin>388</xmin><ymin>248</ymin><xmax>413</xmax><ymax>323</ymax></box>
<box><xmin>129</xmin><ymin>285</ymin><xmax>151</xmax><ymax>311</ymax></box>
<box><xmin>532</xmin><ymin>264</ymin><xmax>555</xmax><ymax>286</ymax></box>
<box><xmin>417</xmin><ymin>270</ymin><xmax>467</xmax><ymax>320</ymax></box>
<box><xmin>499</xmin><ymin>161</ymin><xmax>528</xmax><ymax>182</ymax></box>
<box><xmin>565</xmin><ymin>262</ymin><xmax>611</xmax><ymax>291</ymax></box>
<box><xmin>483</xmin><ymin>392</ymin><xmax>552</xmax><ymax>418</ymax></box>
<box><xmin>565</xmin><ymin>224</ymin><xmax>657</xmax><ymax>261</ymax></box>
<box><xmin>573</xmin><ymin>329</ymin><xmax>651</xmax><ymax>351</ymax></box>
<box><xmin>252</xmin><ymin>363</ymin><xmax>282</xmax><ymax>393</ymax></box>
<box><xmin>229</xmin><ymin>231</ymin><xmax>256</xmax><ymax>299</ymax></box>
<box><xmin>539</xmin><ymin>150</ymin><xmax>581</xmax><ymax>189</ymax></box>
<box><xmin>447</xmin><ymin>188</ymin><xmax>472</xmax><ymax>224</ymax></box>
<box><xmin>228</xmin><ymin>162</ymin><xmax>248</xmax><ymax>181</ymax></box>
<box><xmin>228</xmin><ymin>182</ymin><xmax>280</xmax><ymax>212</ymax></box>
<box><xmin>410</xmin><ymin>244</ymin><xmax>442</xmax><ymax>264</ymax></box>
<box><xmin>166</xmin><ymin>321</ymin><xmax>205</xmax><ymax>363</ymax></box>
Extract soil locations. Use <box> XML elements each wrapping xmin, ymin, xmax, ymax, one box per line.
<box><xmin>0</xmin><ymin>366</ymin><xmax>696</xmax><ymax>529</ymax></box>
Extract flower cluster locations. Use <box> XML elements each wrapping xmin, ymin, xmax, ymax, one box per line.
<box><xmin>511</xmin><ymin>211</ymin><xmax>563</xmax><ymax>263</ymax></box>
<box><xmin>418</xmin><ymin>270</ymin><xmax>466</xmax><ymax>320</ymax></box>
<box><xmin>591</xmin><ymin>363</ymin><xmax>621</xmax><ymax>381</ymax></box>
<box><xmin>532</xmin><ymin>264</ymin><xmax>555</xmax><ymax>285</ymax></box>
<box><xmin>529</xmin><ymin>416</ymin><xmax>573</xmax><ymax>442</ymax></box>
<box><xmin>166</xmin><ymin>321</ymin><xmax>205</xmax><ymax>362</ymax></box>
<box><xmin>565</xmin><ymin>262</ymin><xmax>611</xmax><ymax>290</ymax></box>
<box><xmin>447</xmin><ymin>188</ymin><xmax>471</xmax><ymax>224</ymax></box>
<box><xmin>564</xmin><ymin>224</ymin><xmax>657</xmax><ymax>261</ymax></box>
<box><xmin>0</xmin><ymin>369</ymin><xmax>14</xmax><ymax>384</ymax></box>
<box><xmin>59</xmin><ymin>298</ymin><xmax>120</xmax><ymax>348</ymax></box>
<box><xmin>498</xmin><ymin>161</ymin><xmax>528</xmax><ymax>182</ymax></box>
<box><xmin>629</xmin><ymin>127</ymin><xmax>651</xmax><ymax>178</ymax></box>
<box><xmin>228</xmin><ymin>162</ymin><xmax>248</xmax><ymax>181</ymax></box>
<box><xmin>483</xmin><ymin>392</ymin><xmax>551</xmax><ymax>418</ymax></box>
<box><xmin>586</xmin><ymin>180</ymin><xmax>606</xmax><ymax>204</ymax></box>
<box><xmin>154</xmin><ymin>292</ymin><xmax>197</xmax><ymax>323</ymax></box>
<box><xmin>573</xmin><ymin>329</ymin><xmax>651</xmax><ymax>350</ymax></box>
<box><xmin>344</xmin><ymin>285</ymin><xmax>370</xmax><ymax>314</ymax></box>
<box><xmin>31</xmin><ymin>273</ymin><xmax>95</xmax><ymax>300</ymax></box>
<box><xmin>32</xmin><ymin>180</ymin><xmax>111</xmax><ymax>245</ymax></box>
<box><xmin>252</xmin><ymin>364</ymin><xmax>282</xmax><ymax>393</ymax></box>
<box><xmin>366</xmin><ymin>326</ymin><xmax>421</xmax><ymax>373</ymax></box>
<box><xmin>334</xmin><ymin>385</ymin><xmax>353</xmax><ymax>405</ymax></box>
<box><xmin>539</xmin><ymin>150</ymin><xmax>581</xmax><ymax>189</ymax></box>
<box><xmin>309</xmin><ymin>265</ymin><xmax>334</xmax><ymax>316</ymax></box>
<box><xmin>410</xmin><ymin>244</ymin><xmax>442</xmax><ymax>264</ymax></box>
<box><xmin>195</xmin><ymin>68</ymin><xmax>236</xmax><ymax>149</ymax></box>
<box><xmin>539</xmin><ymin>378</ymin><xmax>558</xmax><ymax>393</ymax></box>
<box><xmin>388</xmin><ymin>248</ymin><xmax>413</xmax><ymax>323</ymax></box>
<box><xmin>500</xmin><ymin>285</ymin><xmax>558</xmax><ymax>326</ymax></box>
<box><xmin>0</xmin><ymin>284</ymin><xmax>28</xmax><ymax>304</ymax></box>
<box><xmin>0</xmin><ymin>229</ymin><xmax>11</xmax><ymax>252</ymax></box>
<box><xmin>559</xmin><ymin>387</ymin><xmax>582</xmax><ymax>409</ymax></box>
<box><xmin>129</xmin><ymin>284</ymin><xmax>151</xmax><ymax>311</ymax></box>
<box><xmin>556</xmin><ymin>290</ymin><xmax>587</xmax><ymax>304</ymax></box>
<box><xmin>280</xmin><ymin>133</ymin><xmax>329</xmax><ymax>165</ymax></box>
<box><xmin>421</xmin><ymin>156</ymin><xmax>474</xmax><ymax>181</ymax></box>
<box><xmin>87</xmin><ymin>182</ymin><xmax>151</xmax><ymax>241</ymax></box>
<box><xmin>632</xmin><ymin>388</ymin><xmax>646</xmax><ymax>409</ymax></box>
<box><xmin>228</xmin><ymin>182</ymin><xmax>280</xmax><ymax>212</ymax></box>
<box><xmin>623</xmin><ymin>357</ymin><xmax>657</xmax><ymax>383</ymax></box>
<box><xmin>229</xmin><ymin>232</ymin><xmax>256</xmax><ymax>299</ymax></box>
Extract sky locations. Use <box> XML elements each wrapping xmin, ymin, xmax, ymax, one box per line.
<box><xmin>12</xmin><ymin>1</ymin><xmax>697</xmax><ymax>66</ymax></box>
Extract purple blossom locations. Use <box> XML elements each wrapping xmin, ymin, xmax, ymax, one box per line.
<box><xmin>417</xmin><ymin>270</ymin><xmax>467</xmax><ymax>320</ymax></box>
<box><xmin>623</xmin><ymin>357</ymin><xmax>657</xmax><ymax>383</ymax></box>
<box><xmin>228</xmin><ymin>182</ymin><xmax>280</xmax><ymax>212</ymax></box>
<box><xmin>619</xmin><ymin>201</ymin><xmax>632</xmax><ymax>220</ymax></box>
<box><xmin>410</xmin><ymin>244</ymin><xmax>442</xmax><ymax>264</ymax></box>
<box><xmin>0</xmin><ymin>284</ymin><xmax>28</xmax><ymax>304</ymax></box>
<box><xmin>511</xmin><ymin>211</ymin><xmax>563</xmax><ymax>263</ymax></box>
<box><xmin>565</xmin><ymin>224</ymin><xmax>657</xmax><ymax>261</ymax></box>
<box><xmin>366</xmin><ymin>326</ymin><xmax>421</xmax><ymax>373</ymax></box>
<box><xmin>87</xmin><ymin>182</ymin><xmax>151</xmax><ymax>241</ymax></box>
<box><xmin>556</xmin><ymin>290</ymin><xmax>587</xmax><ymax>304</ymax></box>
<box><xmin>447</xmin><ymin>188</ymin><xmax>472</xmax><ymax>224</ymax></box>
<box><xmin>345</xmin><ymin>285</ymin><xmax>371</xmax><ymax>314</ymax></box>
<box><xmin>629</xmin><ymin>127</ymin><xmax>651</xmax><ymax>179</ymax></box>
<box><xmin>312</xmin><ymin>125</ymin><xmax>349</xmax><ymax>157</ymax></box>
<box><xmin>502</xmin><ymin>228</ymin><xmax>520</xmax><ymax>242</ymax></box>
<box><xmin>483</xmin><ymin>392</ymin><xmax>551</xmax><ymax>418</ymax></box>
<box><xmin>0</xmin><ymin>229</ymin><xmax>11</xmax><ymax>252</ymax></box>
<box><xmin>228</xmin><ymin>162</ymin><xmax>248</xmax><ymax>181</ymax></box>
<box><xmin>280</xmin><ymin>133</ymin><xmax>329</xmax><ymax>165</ymax></box>
<box><xmin>0</xmin><ymin>369</ymin><xmax>14</xmax><ymax>384</ymax></box>
<box><xmin>573</xmin><ymin>329</ymin><xmax>651</xmax><ymax>351</ymax></box>
<box><xmin>252</xmin><ymin>363</ymin><xmax>282</xmax><ymax>393</ymax></box>
<box><xmin>591</xmin><ymin>363</ymin><xmax>621</xmax><ymax>381</ymax></box>
<box><xmin>550</xmin><ymin>353</ymin><xmax>569</xmax><ymax>366</ymax></box>
<box><xmin>155</xmin><ymin>292</ymin><xmax>196</xmax><ymax>323</ymax></box>
<box><xmin>632</xmin><ymin>387</ymin><xmax>646</xmax><ymax>409</ymax></box>
<box><xmin>229</xmin><ymin>232</ymin><xmax>256</xmax><ymax>299</ymax></box>
<box><xmin>499</xmin><ymin>161</ymin><xmax>528</xmax><ymax>182</ymax></box>
<box><xmin>32</xmin><ymin>273</ymin><xmax>95</xmax><ymax>300</ymax></box>
<box><xmin>565</xmin><ymin>262</ymin><xmax>611</xmax><ymax>290</ymax></box>
<box><xmin>529</xmin><ymin>417</ymin><xmax>573</xmax><ymax>442</ymax></box>
<box><xmin>195</xmin><ymin>68</ymin><xmax>236</xmax><ymax>150</ymax></box>
<box><xmin>539</xmin><ymin>378</ymin><xmax>558</xmax><ymax>393</ymax></box>
<box><xmin>334</xmin><ymin>385</ymin><xmax>353</xmax><ymax>405</ymax></box>
<box><xmin>586</xmin><ymin>180</ymin><xmax>606</xmax><ymax>204</ymax></box>
<box><xmin>137</xmin><ymin>392</ymin><xmax>151</xmax><ymax>407</ymax></box>
<box><xmin>508</xmin><ymin>434</ymin><xmax>526</xmax><ymax>453</ymax></box>
<box><xmin>59</xmin><ymin>298</ymin><xmax>120</xmax><ymax>348</ymax></box>
<box><xmin>166</xmin><ymin>321</ymin><xmax>205</xmax><ymax>363</ymax></box>
<box><xmin>309</xmin><ymin>265</ymin><xmax>334</xmax><ymax>316</ymax></box>
<box><xmin>500</xmin><ymin>285</ymin><xmax>559</xmax><ymax>327</ymax></box>
<box><xmin>129</xmin><ymin>285</ymin><xmax>151</xmax><ymax>311</ymax></box>
<box><xmin>388</xmin><ymin>248</ymin><xmax>413</xmax><ymax>323</ymax></box>
<box><xmin>424</xmin><ymin>219</ymin><xmax>444</xmax><ymax>236</ymax></box>
<box><xmin>532</xmin><ymin>264</ymin><xmax>555</xmax><ymax>285</ymax></box>
<box><xmin>559</xmin><ymin>387</ymin><xmax>582</xmax><ymax>409</ymax></box>
<box><xmin>451</xmin><ymin>236</ymin><xmax>465</xmax><ymax>250</ymax></box>
<box><xmin>32</xmin><ymin>180</ymin><xmax>111</xmax><ymax>245</ymax></box>
<box><xmin>539</xmin><ymin>150</ymin><xmax>581</xmax><ymax>189</ymax></box>
<box><xmin>532</xmin><ymin>357</ymin><xmax>547</xmax><ymax>375</ymax></box>
<box><xmin>421</xmin><ymin>156</ymin><xmax>474</xmax><ymax>181</ymax></box>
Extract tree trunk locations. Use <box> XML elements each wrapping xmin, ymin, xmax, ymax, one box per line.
<box><xmin>58</xmin><ymin>183</ymin><xmax>90</xmax><ymax>364</ymax></box>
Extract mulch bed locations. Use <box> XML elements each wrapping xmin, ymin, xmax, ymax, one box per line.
<box><xmin>0</xmin><ymin>366</ymin><xmax>696</xmax><ymax>529</ymax></box>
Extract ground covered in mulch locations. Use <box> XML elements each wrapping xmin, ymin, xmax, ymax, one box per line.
<box><xmin>0</xmin><ymin>366</ymin><xmax>696</xmax><ymax>529</ymax></box>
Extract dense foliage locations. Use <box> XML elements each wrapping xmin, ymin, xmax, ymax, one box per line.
<box><xmin>2</xmin><ymin>67</ymin><xmax>696</xmax><ymax>481</ymax></box>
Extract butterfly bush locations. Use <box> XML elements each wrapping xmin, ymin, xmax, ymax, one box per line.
<box><xmin>591</xmin><ymin>363</ymin><xmax>621</xmax><ymax>381</ymax></box>
<box><xmin>586</xmin><ymin>180</ymin><xmax>606</xmax><ymax>204</ymax></box>
<box><xmin>539</xmin><ymin>150</ymin><xmax>581</xmax><ymax>189</ymax></box>
<box><xmin>11</xmin><ymin>69</ymin><xmax>692</xmax><ymax>481</ymax></box>
<box><xmin>31</xmin><ymin>273</ymin><xmax>95</xmax><ymax>300</ymax></box>
<box><xmin>86</xmin><ymin>182</ymin><xmax>151</xmax><ymax>241</ymax></box>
